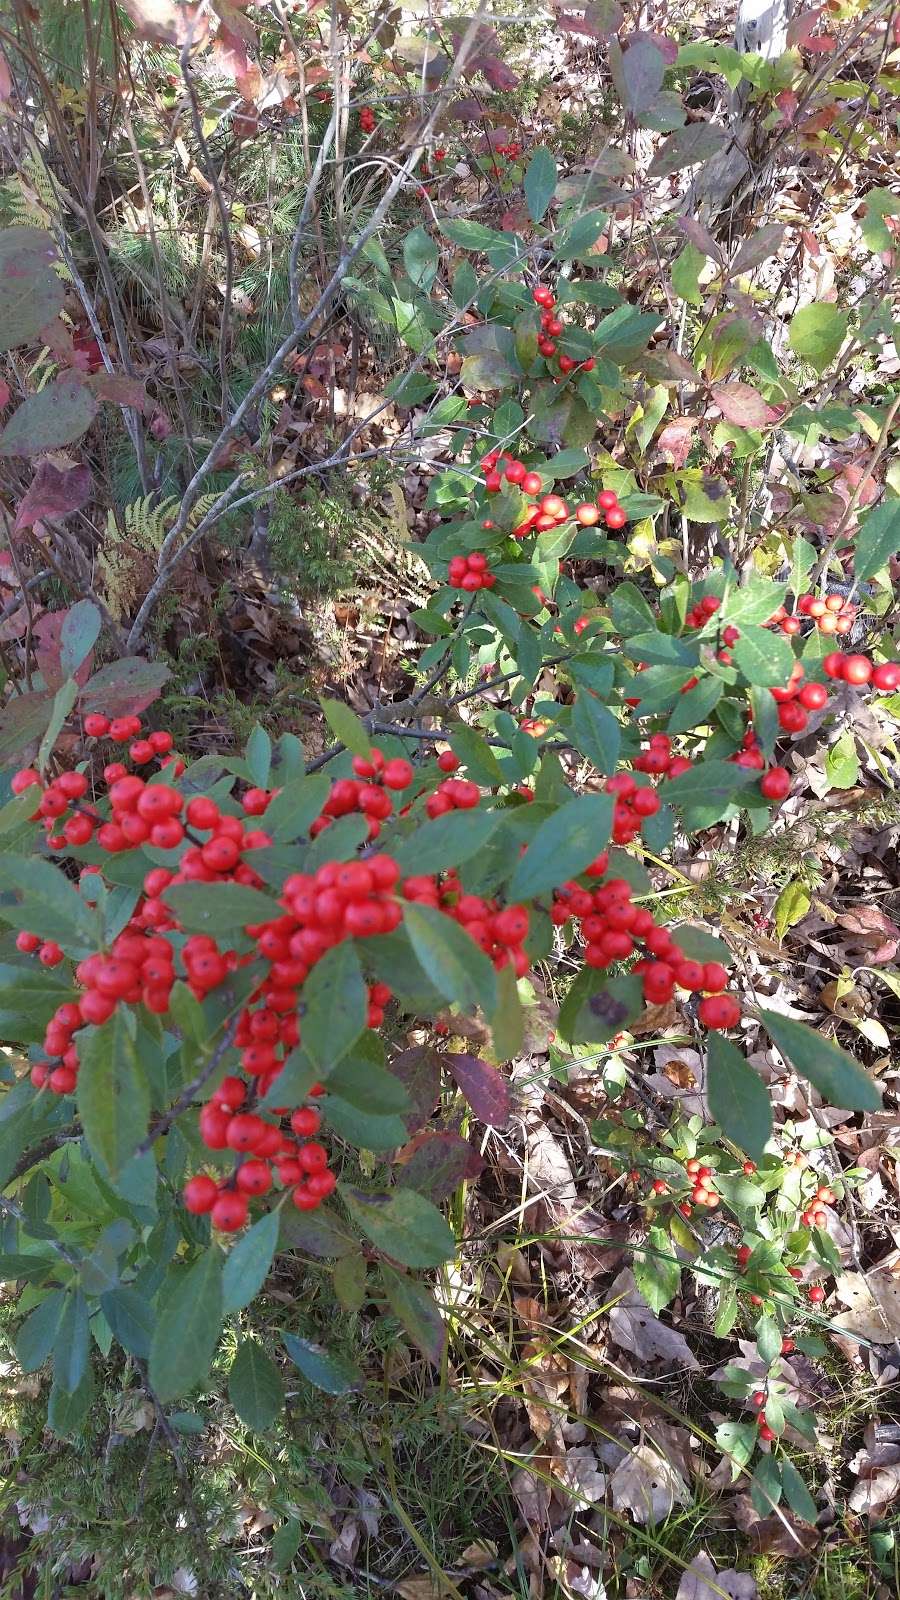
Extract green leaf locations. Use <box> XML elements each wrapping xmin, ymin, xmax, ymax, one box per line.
<box><xmin>47</xmin><ymin>1361</ymin><xmax>94</xmax><ymax>1437</ymax></box>
<box><xmin>404</xmin><ymin>901</ymin><xmax>497</xmax><ymax>1016</ymax></box>
<box><xmin>393</xmin><ymin>809</ymin><xmax>499</xmax><ymax>876</ymax></box>
<box><xmin>228</xmin><ymin>1338</ymin><xmax>283</xmax><ymax>1430</ymax></box>
<box><xmin>37</xmin><ymin>678</ymin><xmax>77</xmax><ymax>773</ymax></box>
<box><xmin>760</xmin><ymin>1010</ymin><xmax>881</xmax><ymax>1111</ymax></box>
<box><xmin>556</xmin><ymin>208</ymin><xmax>607</xmax><ymax>260</ymax></box>
<box><xmin>77</xmin><ymin>1011</ymin><xmax>149</xmax><ymax>1180</ymax></box>
<box><xmin>272</xmin><ymin>1518</ymin><xmax>302</xmax><ymax>1573</ymax></box>
<box><xmin>788</xmin><ymin>304</ymin><xmax>848</xmax><ymax>373</ymax></box>
<box><xmin>260</xmin><ymin>1045</ymin><xmax>319</xmax><ymax>1111</ymax></box>
<box><xmin>508</xmin><ymin>793</ymin><xmax>613</xmax><ymax>900</ymax></box>
<box><xmin>341</xmin><ymin>1185</ymin><xmax>456</xmax><ymax>1268</ymax></box>
<box><xmin>774</xmin><ymin>880</ymin><xmax>811</xmax><ymax>941</ymax></box>
<box><xmin>149</xmin><ymin>1248</ymin><xmax>223</xmax><ymax>1403</ymax></box>
<box><xmin>609</xmin><ymin>35</ymin><xmax>665</xmax><ymax>118</ymax></box>
<box><xmin>524</xmin><ymin>147</ymin><xmax>557</xmax><ymax>222</ymax></box>
<box><xmin>610</xmin><ymin>581</ymin><xmax>656</xmax><ymax>635</ymax></box>
<box><xmin>0</xmin><ymin>226</ymin><xmax>65</xmax><ymax>352</ymax></box>
<box><xmin>824</xmin><ymin>729</ymin><xmax>859</xmax><ymax>790</ymax></box>
<box><xmin>53</xmin><ymin>1289</ymin><xmax>89</xmax><ymax>1394</ymax></box>
<box><xmin>571</xmin><ymin>694</ymin><xmax>621</xmax><ymax>775</ymax></box>
<box><xmin>59</xmin><ymin>599</ymin><xmax>102</xmax><ymax>677</ymax></box>
<box><xmin>722</xmin><ymin>577</ymin><xmax>788</xmax><ymax>627</ymax></box>
<box><xmin>780</xmin><ymin>1457</ymin><xmax>818</xmax><ymax>1523</ymax></box>
<box><xmin>731</xmin><ymin>626</ymin><xmax>796</xmax><ymax>688</ymax></box>
<box><xmin>245</xmin><ymin>724</ymin><xmax>272</xmax><ymax>788</ymax></box>
<box><xmin>0</xmin><ymin>853</ymin><xmax>98</xmax><ymax>952</ymax></box>
<box><xmin>301</xmin><ymin>939</ymin><xmax>368</xmax><ymax>1072</ymax></box>
<box><xmin>332</xmin><ymin>1251</ymin><xmax>367</xmax><ymax>1313</ymax></box>
<box><xmin>322</xmin><ymin>1096</ymin><xmax>408</xmax><ymax>1151</ymax></box>
<box><xmin>706</xmin><ymin>1033</ymin><xmax>772</xmax><ymax>1163</ymax></box>
<box><xmin>279</xmin><ymin>1200</ymin><xmax>356</xmax><ymax>1257</ymax></box>
<box><xmin>860</xmin><ymin>186</ymin><xmax>900</xmax><ymax>251</ymax></box>
<box><xmin>439</xmin><ymin>218</ymin><xmax>510</xmax><ymax>253</ymax></box>
<box><xmin>715</xmin><ymin>1420</ymin><xmax>757</xmax><ymax>1479</ymax></box>
<box><xmin>671</xmin><ymin>241</ymin><xmax>705</xmax><ymax>306</ymax></box>
<box><xmin>0</xmin><ymin>961</ymin><xmax>77</xmax><ymax>1043</ymax></box>
<box><xmin>633</xmin><ymin>1227</ymin><xmax>681</xmax><ymax>1312</ymax></box>
<box><xmin>648</xmin><ymin>122</ymin><xmax>727</xmax><ymax>178</ymax></box>
<box><xmin>670</xmin><ymin>925</ymin><xmax>732</xmax><ymax>966</ymax></box>
<box><xmin>16</xmin><ymin>1289</ymin><xmax>68</xmax><ymax>1371</ymax></box>
<box><xmin>222</xmin><ymin>1209</ymin><xmax>279</xmax><ymax>1315</ymax></box>
<box><xmin>594</xmin><ymin>305</ymin><xmax>661</xmax><ymax>364</ymax></box>
<box><xmin>0</xmin><ymin>373</ymin><xmax>97</xmax><ymax>456</ymax></box>
<box><xmin>750</xmin><ymin>1453</ymin><xmax>783</xmax><ymax>1517</ymax></box>
<box><xmin>854</xmin><ymin>498</ymin><xmax>900</xmax><ymax>580</ymax></box>
<box><xmin>282</xmin><ymin>1332</ymin><xmax>362</xmax><ymax>1395</ymax></box>
<box><xmin>667</xmin><ymin>675</ymin><xmax>723</xmax><ymax>733</ymax></box>
<box><xmin>403</xmin><ymin>224</ymin><xmax>439</xmax><ymax>291</ymax></box>
<box><xmin>663</xmin><ymin>759</ymin><xmax>757</xmax><ymax>812</ymax></box>
<box><xmin>380</xmin><ymin>1264</ymin><xmax>447</xmax><ymax>1366</ymax></box>
<box><xmin>100</xmin><ymin>1285</ymin><xmax>155</xmax><ymax>1358</ymax></box>
<box><xmin>318</xmin><ymin>696</ymin><xmax>370</xmax><ymax>759</ymax></box>
<box><xmin>328</xmin><ymin>1050</ymin><xmax>410</xmax><ymax>1115</ymax></box>
<box><xmin>162</xmin><ymin>881</ymin><xmax>282</xmax><ymax>935</ymax></box>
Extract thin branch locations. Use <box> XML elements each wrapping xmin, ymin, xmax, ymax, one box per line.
<box><xmin>134</xmin><ymin>1017</ymin><xmax>239</xmax><ymax>1156</ymax></box>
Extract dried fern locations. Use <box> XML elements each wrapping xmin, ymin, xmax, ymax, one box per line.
<box><xmin>98</xmin><ymin>494</ymin><xmax>221</xmax><ymax>619</ymax></box>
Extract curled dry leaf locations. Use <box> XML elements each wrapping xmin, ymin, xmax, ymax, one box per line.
<box><xmin>609</xmin><ymin>1442</ymin><xmax>690</xmax><ymax>1525</ymax></box>
<box><xmin>676</xmin><ymin>1551</ymin><xmax>756</xmax><ymax>1600</ymax></box>
<box><xmin>607</xmin><ymin>1269</ymin><xmax>699</xmax><ymax>1369</ymax></box>
<box><xmin>831</xmin><ymin>1272</ymin><xmax>900</xmax><ymax>1342</ymax></box>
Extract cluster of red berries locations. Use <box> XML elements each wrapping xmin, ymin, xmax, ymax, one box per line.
<box><xmin>424</xmin><ymin>775</ymin><xmax>480</xmax><ymax>818</ymax></box>
<box><xmin>309</xmin><ymin>747</ymin><xmax>415</xmax><ymax>842</ymax></box>
<box><xmin>570</xmin><ymin>487</ymin><xmax>627</xmax><ymax>531</ymax></box>
<box><xmin>750</xmin><ymin>1391</ymin><xmax>777</xmax><ymax>1443</ymax></box>
<box><xmin>492</xmin><ymin>140</ymin><xmax>521</xmax><ymax>159</ymax></box>
<box><xmin>448</xmin><ymin>551</ymin><xmax>496</xmax><ymax>591</ymax></box>
<box><xmin>549</xmin><ymin>864</ymin><xmax>739</xmax><ymax>1025</ymax></box>
<box><xmin>359</xmin><ymin>106</ymin><xmax>376</xmax><ymax>134</ymax></box>
<box><xmin>633</xmin><ymin>733</ymin><xmax>694</xmax><ymax>780</ymax></box>
<box><xmin>685</xmin><ymin>593</ymin><xmax>722</xmax><ymax>629</ymax></box>
<box><xmin>767</xmin><ymin>592</ymin><xmax>857</xmax><ymax>637</ymax></box>
<box><xmin>531</xmin><ymin>284</ymin><xmax>595</xmax><ymax>381</ymax></box>
<box><xmin>402</xmin><ymin>871</ymin><xmax>530</xmax><ymax>976</ymax></box>
<box><xmin>799</xmin><ymin>1180</ymin><xmax>837</xmax><ymax>1230</ymax></box>
<box><xmin>823</xmin><ymin>649</ymin><xmax>900</xmax><ymax>690</ymax></box>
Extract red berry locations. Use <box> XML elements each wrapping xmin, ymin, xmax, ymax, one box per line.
<box><xmin>872</xmin><ymin>662</ymin><xmax>900</xmax><ymax>691</ymax></box>
<box><xmin>83</xmin><ymin>714</ymin><xmax>109</xmax><ymax>737</ymax></box>
<box><xmin>799</xmin><ymin>682</ymin><xmax>828</xmax><ymax>711</ymax></box>
<box><xmin>604</xmin><ymin>506</ymin><xmax>627</xmax><ymax>529</ymax></box>
<box><xmin>382</xmin><ymin>758</ymin><xmax>414</xmax><ymax>790</ymax></box>
<box><xmin>822</xmin><ymin>652</ymin><xmax>845</xmax><ymax>679</ymax></box>
<box><xmin>698</xmin><ymin>994</ymin><xmax>741</xmax><ymax>1030</ymax></box>
<box><xmin>758</xmin><ymin>1423</ymin><xmax>776</xmax><ymax>1442</ymax></box>
<box><xmin>842</xmin><ymin>654</ymin><xmax>872</xmax><ymax>686</ymax></box>
<box><xmin>808</xmin><ymin>1284</ymin><xmax>826</xmax><ymax>1304</ymax></box>
<box><xmin>211</xmin><ymin>1191</ymin><xmax>248</xmax><ymax>1231</ymax></box>
<box><xmin>751</xmin><ymin>1391</ymin><xmax>766</xmax><ymax>1407</ymax></box>
<box><xmin>183</xmin><ymin>1174</ymin><xmax>218</xmax><ymax>1213</ymax></box>
<box><xmin>16</xmin><ymin>931</ymin><xmax>41</xmax><ymax>954</ymax></box>
<box><xmin>290</xmin><ymin>1106</ymin><xmax>322</xmax><ymax>1137</ymax></box>
<box><xmin>186</xmin><ymin>796</ymin><xmax>220</xmax><ymax>830</ymax></box>
<box><xmin>760</xmin><ymin>767</ymin><xmax>791</xmax><ymax>802</ymax></box>
<box><xmin>39</xmin><ymin>942</ymin><xmax>64</xmax><ymax>968</ymax></box>
<box><xmin>235</xmin><ymin>1159</ymin><xmax>272</xmax><ymax>1196</ymax></box>
<box><xmin>11</xmin><ymin>767</ymin><xmax>41</xmax><ymax>794</ymax></box>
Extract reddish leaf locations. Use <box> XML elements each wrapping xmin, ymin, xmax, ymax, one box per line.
<box><xmin>34</xmin><ymin>608</ymin><xmax>95</xmax><ymax>691</ymax></box>
<box><xmin>388</xmin><ymin>1046</ymin><xmax>442</xmax><ymax>1134</ymax></box>
<box><xmin>0</xmin><ymin>49</ymin><xmax>11</xmax><ymax>101</ymax></box>
<box><xmin>0</xmin><ymin>688</ymin><xmax>53</xmax><ymax>764</ymax></box>
<box><xmin>555</xmin><ymin>2</ymin><xmax>623</xmax><ymax>41</ymax></box>
<box><xmin>678</xmin><ymin>216</ymin><xmax>724</xmax><ymax>264</ymax></box>
<box><xmin>710</xmin><ymin>382</ymin><xmax>775</xmax><ymax>429</ymax></box>
<box><xmin>787</xmin><ymin>5</ymin><xmax>828</xmax><ymax>47</ymax></box>
<box><xmin>395</xmin><ymin>1130</ymin><xmax>484</xmax><ymax>1201</ymax></box>
<box><xmin>0</xmin><ymin>379</ymin><xmax>9</xmax><ymax>409</ymax></box>
<box><xmin>479</xmin><ymin>56</ymin><xmax>519</xmax><ymax>91</ymax></box>
<box><xmin>776</xmin><ymin>89</ymin><xmax>799</xmax><ymax>125</ymax></box>
<box><xmin>87</xmin><ymin>373</ymin><xmax>149</xmax><ymax>410</ymax></box>
<box><xmin>118</xmin><ymin>0</ymin><xmax>208</xmax><ymax>44</ymax></box>
<box><xmin>629</xmin><ymin>28</ymin><xmax>678</xmax><ymax>64</ymax></box>
<box><xmin>79</xmin><ymin>656</ymin><xmax>171</xmax><ymax>717</ymax></box>
<box><xmin>444</xmin><ymin>1053</ymin><xmax>510</xmax><ymax>1127</ymax></box>
<box><xmin>609</xmin><ymin>36</ymin><xmax>666</xmax><ymax>118</ymax></box>
<box><xmin>14</xmin><ymin>461</ymin><xmax>92</xmax><ymax>532</ymax></box>
<box><xmin>730</xmin><ymin>224</ymin><xmax>786</xmax><ymax>276</ymax></box>
<box><xmin>658</xmin><ymin>415</ymin><xmax>699</xmax><ymax>468</ymax></box>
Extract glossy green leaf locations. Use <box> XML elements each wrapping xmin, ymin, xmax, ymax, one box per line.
<box><xmin>788</xmin><ymin>303</ymin><xmax>848</xmax><ymax>373</ymax></box>
<box><xmin>148</xmin><ymin>1247</ymin><xmax>224</xmax><ymax>1403</ymax></box>
<box><xmin>380</xmin><ymin>1264</ymin><xmax>447</xmax><ymax>1366</ymax></box>
<box><xmin>854</xmin><ymin>499</ymin><xmax>900</xmax><ymax>580</ymax></box>
<box><xmin>508</xmin><ymin>793</ymin><xmax>613</xmax><ymax>900</ymax></box>
<box><xmin>282</xmin><ymin>1332</ymin><xmax>362</xmax><ymax>1395</ymax></box>
<box><xmin>0</xmin><ymin>854</ymin><xmax>98</xmax><ymax>951</ymax></box>
<box><xmin>341</xmin><ymin>1184</ymin><xmax>456</xmax><ymax>1268</ymax></box>
<box><xmin>633</xmin><ymin>1226</ymin><xmax>681</xmax><ymax>1312</ymax></box>
<box><xmin>571</xmin><ymin>693</ymin><xmax>621</xmax><ymax>775</ymax></box>
<box><xmin>707</xmin><ymin>1033</ymin><xmax>772</xmax><ymax>1162</ymax></box>
<box><xmin>301</xmin><ymin>939</ymin><xmax>368</xmax><ymax>1071</ymax></box>
<box><xmin>760</xmin><ymin>1010</ymin><xmax>881</xmax><ymax>1111</ymax></box>
<box><xmin>222</xmin><ymin>1209</ymin><xmax>279</xmax><ymax>1314</ymax></box>
<box><xmin>404</xmin><ymin>901</ymin><xmax>497</xmax><ymax>1016</ymax></box>
<box><xmin>77</xmin><ymin>1011</ymin><xmax>149</xmax><ymax>1180</ymax></box>
<box><xmin>228</xmin><ymin>1338</ymin><xmax>283</xmax><ymax>1430</ymax></box>
<box><xmin>162</xmin><ymin>881</ymin><xmax>282</xmax><ymax>935</ymax></box>
<box><xmin>319</xmin><ymin>696</ymin><xmax>370</xmax><ymax>759</ymax></box>
<box><xmin>524</xmin><ymin>146</ymin><xmax>557</xmax><ymax>222</ymax></box>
